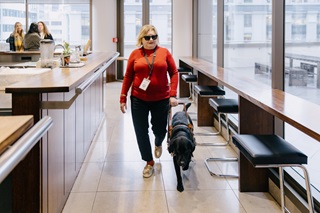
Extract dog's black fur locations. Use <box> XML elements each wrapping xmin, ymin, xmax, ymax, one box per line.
<box><xmin>168</xmin><ymin>103</ymin><xmax>196</xmax><ymax>192</ymax></box>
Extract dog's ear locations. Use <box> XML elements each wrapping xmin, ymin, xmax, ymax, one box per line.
<box><xmin>168</xmin><ymin>140</ymin><xmax>175</xmax><ymax>153</ymax></box>
<box><xmin>187</xmin><ymin>138</ymin><xmax>196</xmax><ymax>152</ymax></box>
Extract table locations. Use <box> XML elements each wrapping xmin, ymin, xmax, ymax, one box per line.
<box><xmin>179</xmin><ymin>56</ymin><xmax>320</xmax><ymax>192</ymax></box>
<box><xmin>285</xmin><ymin>53</ymin><xmax>320</xmax><ymax>88</ymax></box>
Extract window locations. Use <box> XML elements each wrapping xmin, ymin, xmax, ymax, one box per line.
<box><xmin>27</xmin><ymin>2</ymin><xmax>90</xmax><ymax>45</ymax></box>
<box><xmin>197</xmin><ymin>0</ymin><xmax>320</xmax><ymax>207</ymax></box>
<box><xmin>244</xmin><ymin>14</ymin><xmax>252</xmax><ymax>28</ymax></box>
<box><xmin>119</xmin><ymin>0</ymin><xmax>172</xmax><ymax>79</ymax></box>
<box><xmin>0</xmin><ymin>1</ymin><xmax>90</xmax><ymax>48</ymax></box>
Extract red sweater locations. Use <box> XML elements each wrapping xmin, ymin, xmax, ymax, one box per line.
<box><xmin>120</xmin><ymin>46</ymin><xmax>178</xmax><ymax>103</ymax></box>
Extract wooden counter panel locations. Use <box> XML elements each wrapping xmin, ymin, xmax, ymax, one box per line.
<box><xmin>0</xmin><ymin>115</ymin><xmax>33</xmax><ymax>154</ymax></box>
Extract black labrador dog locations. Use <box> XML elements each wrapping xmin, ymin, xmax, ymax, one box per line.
<box><xmin>168</xmin><ymin>103</ymin><xmax>196</xmax><ymax>192</ymax></box>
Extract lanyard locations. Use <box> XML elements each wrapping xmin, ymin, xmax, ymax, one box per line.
<box><xmin>142</xmin><ymin>46</ymin><xmax>157</xmax><ymax>79</ymax></box>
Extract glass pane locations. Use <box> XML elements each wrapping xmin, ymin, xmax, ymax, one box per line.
<box><xmin>224</xmin><ymin>0</ymin><xmax>272</xmax><ymax>86</ymax></box>
<box><xmin>149</xmin><ymin>0</ymin><xmax>172</xmax><ymax>52</ymax></box>
<box><xmin>198</xmin><ymin>0</ymin><xmax>217</xmax><ymax>63</ymax></box>
<box><xmin>122</xmin><ymin>0</ymin><xmax>172</xmax><ymax>79</ymax></box>
<box><xmin>0</xmin><ymin>2</ymin><xmax>26</xmax><ymax>50</ymax></box>
<box><xmin>27</xmin><ymin>3</ymin><xmax>90</xmax><ymax>47</ymax></box>
<box><xmin>223</xmin><ymin>0</ymin><xmax>272</xmax><ymax>122</ymax></box>
<box><xmin>284</xmin><ymin>0</ymin><xmax>320</xmax><ymax>192</ymax></box>
<box><xmin>123</xmin><ymin>0</ymin><xmax>143</xmax><ymax>58</ymax></box>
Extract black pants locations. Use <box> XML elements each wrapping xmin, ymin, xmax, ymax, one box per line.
<box><xmin>130</xmin><ymin>96</ymin><xmax>169</xmax><ymax>162</ymax></box>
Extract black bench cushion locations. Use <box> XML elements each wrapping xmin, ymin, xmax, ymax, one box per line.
<box><xmin>194</xmin><ymin>85</ymin><xmax>225</xmax><ymax>96</ymax></box>
<box><xmin>232</xmin><ymin>134</ymin><xmax>307</xmax><ymax>166</ymax></box>
<box><xmin>178</xmin><ymin>67</ymin><xmax>192</xmax><ymax>73</ymax></box>
<box><xmin>209</xmin><ymin>98</ymin><xmax>238</xmax><ymax>113</ymax></box>
<box><xmin>182</xmin><ymin>74</ymin><xmax>197</xmax><ymax>82</ymax></box>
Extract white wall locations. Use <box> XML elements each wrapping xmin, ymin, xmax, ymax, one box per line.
<box><xmin>172</xmin><ymin>0</ymin><xmax>193</xmax><ymax>64</ymax></box>
<box><xmin>92</xmin><ymin>0</ymin><xmax>193</xmax><ymax>64</ymax></box>
<box><xmin>92</xmin><ymin>0</ymin><xmax>117</xmax><ymax>52</ymax></box>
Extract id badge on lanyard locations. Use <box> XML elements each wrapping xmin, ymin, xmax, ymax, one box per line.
<box><xmin>139</xmin><ymin>46</ymin><xmax>157</xmax><ymax>91</ymax></box>
<box><xmin>139</xmin><ymin>77</ymin><xmax>151</xmax><ymax>91</ymax></box>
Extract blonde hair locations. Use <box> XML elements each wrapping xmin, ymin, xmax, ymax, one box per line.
<box><xmin>136</xmin><ymin>24</ymin><xmax>159</xmax><ymax>47</ymax></box>
<box><xmin>12</xmin><ymin>22</ymin><xmax>24</xmax><ymax>38</ymax></box>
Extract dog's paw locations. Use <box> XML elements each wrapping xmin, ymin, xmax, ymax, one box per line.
<box><xmin>177</xmin><ymin>184</ymin><xmax>184</xmax><ymax>192</ymax></box>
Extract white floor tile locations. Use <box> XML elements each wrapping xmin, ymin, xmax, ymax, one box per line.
<box><xmin>62</xmin><ymin>81</ymin><xmax>282</xmax><ymax>213</ymax></box>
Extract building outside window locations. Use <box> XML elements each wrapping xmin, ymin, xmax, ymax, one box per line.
<box><xmin>197</xmin><ymin>0</ymin><xmax>320</xmax><ymax>205</ymax></box>
<box><xmin>0</xmin><ymin>1</ymin><xmax>89</xmax><ymax>50</ymax></box>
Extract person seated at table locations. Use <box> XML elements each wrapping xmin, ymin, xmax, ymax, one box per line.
<box><xmin>38</xmin><ymin>21</ymin><xmax>54</xmax><ymax>40</ymax></box>
<box><xmin>23</xmin><ymin>22</ymin><xmax>41</xmax><ymax>51</ymax></box>
<box><xmin>6</xmin><ymin>22</ymin><xmax>25</xmax><ymax>51</ymax></box>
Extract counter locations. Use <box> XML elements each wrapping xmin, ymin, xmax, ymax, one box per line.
<box><xmin>3</xmin><ymin>51</ymin><xmax>119</xmax><ymax>212</ymax></box>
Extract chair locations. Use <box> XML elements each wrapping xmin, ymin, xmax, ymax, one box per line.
<box><xmin>178</xmin><ymin>67</ymin><xmax>192</xmax><ymax>98</ymax></box>
<box><xmin>193</xmin><ymin>85</ymin><xmax>225</xmax><ymax>134</ymax></box>
<box><xmin>203</xmin><ymin>98</ymin><xmax>239</xmax><ymax>177</ymax></box>
<box><xmin>181</xmin><ymin>74</ymin><xmax>198</xmax><ymax>101</ymax></box>
<box><xmin>232</xmin><ymin>134</ymin><xmax>314</xmax><ymax>213</ymax></box>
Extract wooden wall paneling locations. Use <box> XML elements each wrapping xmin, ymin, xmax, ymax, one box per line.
<box><xmin>41</xmin><ymin>93</ymin><xmax>49</xmax><ymax>213</ymax></box>
<box><xmin>178</xmin><ymin>60</ymin><xmax>193</xmax><ymax>98</ymax></box>
<box><xmin>238</xmin><ymin>96</ymin><xmax>274</xmax><ymax>192</ymax></box>
<box><xmin>83</xmin><ymin>86</ymin><xmax>92</xmax><ymax>152</ymax></box>
<box><xmin>64</xmin><ymin>89</ymin><xmax>77</xmax><ymax>196</ymax></box>
<box><xmin>106</xmin><ymin>61</ymin><xmax>116</xmax><ymax>82</ymax></box>
<box><xmin>47</xmin><ymin>92</ymin><xmax>65</xmax><ymax>212</ymax></box>
<box><xmin>11</xmin><ymin>93</ymin><xmax>41</xmax><ymax>213</ymax></box>
<box><xmin>75</xmin><ymin>93</ymin><xmax>85</xmax><ymax>172</ymax></box>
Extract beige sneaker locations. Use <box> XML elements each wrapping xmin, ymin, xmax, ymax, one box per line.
<box><xmin>154</xmin><ymin>146</ymin><xmax>162</xmax><ymax>158</ymax></box>
<box><xmin>143</xmin><ymin>165</ymin><xmax>154</xmax><ymax>178</ymax></box>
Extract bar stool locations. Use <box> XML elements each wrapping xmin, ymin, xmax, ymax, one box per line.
<box><xmin>201</xmin><ymin>98</ymin><xmax>239</xmax><ymax>145</ymax></box>
<box><xmin>181</xmin><ymin>74</ymin><xmax>198</xmax><ymax>101</ymax></box>
<box><xmin>178</xmin><ymin>67</ymin><xmax>192</xmax><ymax>98</ymax></box>
<box><xmin>193</xmin><ymin>85</ymin><xmax>225</xmax><ymax>129</ymax></box>
<box><xmin>203</xmin><ymin>98</ymin><xmax>239</xmax><ymax>177</ymax></box>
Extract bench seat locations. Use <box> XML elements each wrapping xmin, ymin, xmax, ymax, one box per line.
<box><xmin>232</xmin><ymin>134</ymin><xmax>307</xmax><ymax>166</ymax></box>
<box><xmin>232</xmin><ymin>134</ymin><xmax>314</xmax><ymax>213</ymax></box>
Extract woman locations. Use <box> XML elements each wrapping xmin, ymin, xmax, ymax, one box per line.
<box><xmin>23</xmin><ymin>22</ymin><xmax>41</xmax><ymax>51</ymax></box>
<box><xmin>120</xmin><ymin>24</ymin><xmax>179</xmax><ymax>178</ymax></box>
<box><xmin>6</xmin><ymin>22</ymin><xmax>24</xmax><ymax>51</ymax></box>
<box><xmin>38</xmin><ymin>21</ymin><xmax>54</xmax><ymax>40</ymax></box>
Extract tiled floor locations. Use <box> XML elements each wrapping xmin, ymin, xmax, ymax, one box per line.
<box><xmin>62</xmin><ymin>82</ymin><xmax>281</xmax><ymax>213</ymax></box>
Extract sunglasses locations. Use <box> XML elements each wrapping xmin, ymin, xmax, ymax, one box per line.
<box><xmin>143</xmin><ymin>34</ymin><xmax>158</xmax><ymax>41</ymax></box>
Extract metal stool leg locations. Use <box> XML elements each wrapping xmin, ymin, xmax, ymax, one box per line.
<box><xmin>196</xmin><ymin>112</ymin><xmax>230</xmax><ymax>146</ymax></box>
<box><xmin>301</xmin><ymin>165</ymin><xmax>314</xmax><ymax>213</ymax></box>
<box><xmin>204</xmin><ymin>156</ymin><xmax>238</xmax><ymax>178</ymax></box>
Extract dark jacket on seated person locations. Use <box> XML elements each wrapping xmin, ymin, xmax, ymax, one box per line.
<box><xmin>24</xmin><ymin>22</ymin><xmax>41</xmax><ymax>51</ymax></box>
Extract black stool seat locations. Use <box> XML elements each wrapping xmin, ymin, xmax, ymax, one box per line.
<box><xmin>182</xmin><ymin>74</ymin><xmax>197</xmax><ymax>82</ymax></box>
<box><xmin>232</xmin><ymin>134</ymin><xmax>307</xmax><ymax>166</ymax></box>
<box><xmin>178</xmin><ymin>67</ymin><xmax>192</xmax><ymax>73</ymax></box>
<box><xmin>194</xmin><ymin>85</ymin><xmax>225</xmax><ymax>96</ymax></box>
<box><xmin>209</xmin><ymin>98</ymin><xmax>238</xmax><ymax>113</ymax></box>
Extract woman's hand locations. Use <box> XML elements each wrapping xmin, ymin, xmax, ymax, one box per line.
<box><xmin>120</xmin><ymin>103</ymin><xmax>127</xmax><ymax>113</ymax></box>
<box><xmin>170</xmin><ymin>97</ymin><xmax>178</xmax><ymax>107</ymax></box>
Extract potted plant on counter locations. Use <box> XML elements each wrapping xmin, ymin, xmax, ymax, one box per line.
<box><xmin>63</xmin><ymin>41</ymin><xmax>72</xmax><ymax>66</ymax></box>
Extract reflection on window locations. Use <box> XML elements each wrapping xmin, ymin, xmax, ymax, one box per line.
<box><xmin>28</xmin><ymin>3</ymin><xmax>90</xmax><ymax>46</ymax></box>
<box><xmin>198</xmin><ymin>0</ymin><xmax>217</xmax><ymax>63</ymax></box>
<box><xmin>0</xmin><ymin>2</ymin><xmax>90</xmax><ymax>48</ymax></box>
<box><xmin>285</xmin><ymin>0</ymin><xmax>320</xmax><ymax>199</ymax></box>
<box><xmin>224</xmin><ymin>0</ymin><xmax>272</xmax><ymax>86</ymax></box>
<box><xmin>0</xmin><ymin>3</ymin><xmax>25</xmax><ymax>42</ymax></box>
